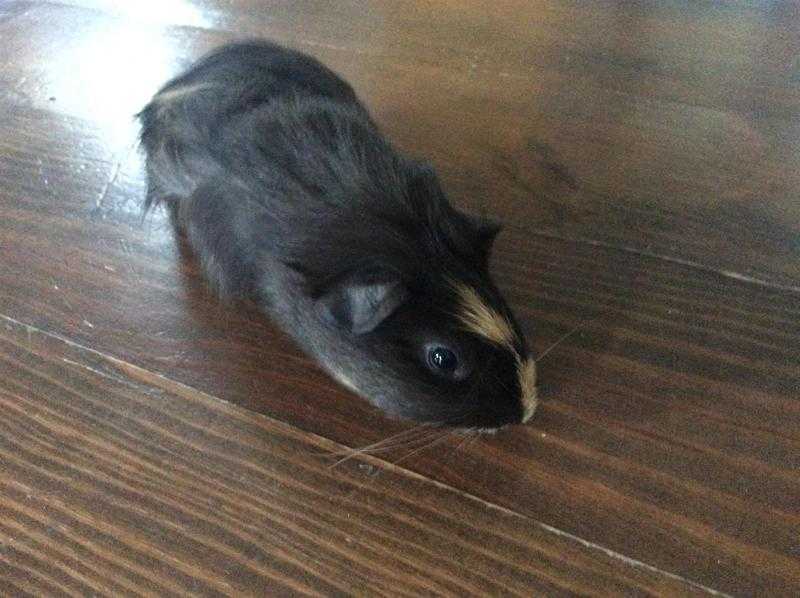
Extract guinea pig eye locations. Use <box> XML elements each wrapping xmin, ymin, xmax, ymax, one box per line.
<box><xmin>427</xmin><ymin>346</ymin><xmax>458</xmax><ymax>373</ymax></box>
<box><xmin>420</xmin><ymin>340</ymin><xmax>471</xmax><ymax>382</ymax></box>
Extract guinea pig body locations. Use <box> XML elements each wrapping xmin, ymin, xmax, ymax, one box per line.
<box><xmin>139</xmin><ymin>40</ymin><xmax>537</xmax><ymax>429</ymax></box>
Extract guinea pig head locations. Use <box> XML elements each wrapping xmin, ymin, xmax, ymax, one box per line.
<box><xmin>313</xmin><ymin>175</ymin><xmax>537</xmax><ymax>430</ymax></box>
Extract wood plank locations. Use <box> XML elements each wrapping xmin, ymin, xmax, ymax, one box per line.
<box><xmin>6</xmin><ymin>1</ymin><xmax>800</xmax><ymax>286</ymax></box>
<box><xmin>39</xmin><ymin>0</ymin><xmax>800</xmax><ymax>118</ymax></box>
<box><xmin>0</xmin><ymin>100</ymin><xmax>798</xmax><ymax>594</ymax></box>
<box><xmin>0</xmin><ymin>315</ymin><xmax>709</xmax><ymax>596</ymax></box>
<box><xmin>1</xmin><ymin>1</ymin><xmax>799</xmax><ymax>594</ymax></box>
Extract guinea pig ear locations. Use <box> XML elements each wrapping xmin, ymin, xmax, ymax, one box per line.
<box><xmin>473</xmin><ymin>217</ymin><xmax>502</xmax><ymax>256</ymax></box>
<box><xmin>316</xmin><ymin>270</ymin><xmax>408</xmax><ymax>335</ymax></box>
<box><xmin>406</xmin><ymin>162</ymin><xmax>447</xmax><ymax>215</ymax></box>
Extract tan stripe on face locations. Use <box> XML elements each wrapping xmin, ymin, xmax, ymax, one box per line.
<box><xmin>451</xmin><ymin>282</ymin><xmax>516</xmax><ymax>351</ymax></box>
<box><xmin>154</xmin><ymin>83</ymin><xmax>214</xmax><ymax>104</ymax></box>
<box><xmin>517</xmin><ymin>357</ymin><xmax>538</xmax><ymax>423</ymax></box>
<box><xmin>451</xmin><ymin>280</ymin><xmax>538</xmax><ymax>423</ymax></box>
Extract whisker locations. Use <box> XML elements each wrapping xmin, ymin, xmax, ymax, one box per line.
<box><xmin>536</xmin><ymin>323</ymin><xmax>585</xmax><ymax>362</ymax></box>
<box><xmin>464</xmin><ymin>433</ymin><xmax>481</xmax><ymax>451</ymax></box>
<box><xmin>392</xmin><ymin>426</ymin><xmax>463</xmax><ymax>467</ymax></box>
<box><xmin>324</xmin><ymin>407</ymin><xmax>476</xmax><ymax>470</ymax></box>
<box><xmin>452</xmin><ymin>427</ymin><xmax>477</xmax><ymax>453</ymax></box>
<box><xmin>335</xmin><ymin>427</ymin><xmax>448</xmax><ymax>457</ymax></box>
<box><xmin>324</xmin><ymin>423</ymin><xmax>442</xmax><ymax>468</ymax></box>
<box><xmin>322</xmin><ymin>421</ymin><xmax>438</xmax><ymax>456</ymax></box>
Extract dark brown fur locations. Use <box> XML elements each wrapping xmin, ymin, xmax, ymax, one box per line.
<box><xmin>139</xmin><ymin>40</ymin><xmax>536</xmax><ymax>428</ymax></box>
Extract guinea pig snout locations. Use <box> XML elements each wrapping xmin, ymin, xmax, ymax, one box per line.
<box><xmin>517</xmin><ymin>358</ymin><xmax>538</xmax><ymax>423</ymax></box>
<box><xmin>521</xmin><ymin>389</ymin><xmax>538</xmax><ymax>423</ymax></box>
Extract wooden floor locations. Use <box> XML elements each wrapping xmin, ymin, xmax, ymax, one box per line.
<box><xmin>1</xmin><ymin>1</ymin><xmax>798</xmax><ymax>595</ymax></box>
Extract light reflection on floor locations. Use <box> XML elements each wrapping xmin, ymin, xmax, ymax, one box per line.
<box><xmin>81</xmin><ymin>1</ymin><xmax>212</xmax><ymax>28</ymax></box>
<box><xmin>47</xmin><ymin>25</ymin><xmax>184</xmax><ymax>149</ymax></box>
<box><xmin>34</xmin><ymin>1</ymin><xmax>215</xmax><ymax>242</ymax></box>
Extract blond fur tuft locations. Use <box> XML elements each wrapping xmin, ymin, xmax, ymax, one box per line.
<box><xmin>450</xmin><ymin>280</ymin><xmax>539</xmax><ymax>424</ymax></box>
<box><xmin>517</xmin><ymin>357</ymin><xmax>538</xmax><ymax>422</ymax></box>
<box><xmin>451</xmin><ymin>282</ymin><xmax>517</xmax><ymax>350</ymax></box>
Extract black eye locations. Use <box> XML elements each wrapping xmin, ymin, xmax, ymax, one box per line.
<box><xmin>427</xmin><ymin>347</ymin><xmax>458</xmax><ymax>372</ymax></box>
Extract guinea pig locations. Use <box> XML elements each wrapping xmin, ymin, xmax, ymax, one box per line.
<box><xmin>138</xmin><ymin>40</ymin><xmax>537</xmax><ymax>429</ymax></box>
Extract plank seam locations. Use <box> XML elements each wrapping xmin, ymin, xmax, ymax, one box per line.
<box><xmin>1</xmin><ymin>311</ymin><xmax>731</xmax><ymax>595</ymax></box>
<box><xmin>526</xmin><ymin>229</ymin><xmax>800</xmax><ymax>295</ymax></box>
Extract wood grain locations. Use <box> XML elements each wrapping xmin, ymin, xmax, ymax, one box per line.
<box><xmin>0</xmin><ymin>315</ymin><xmax>712</xmax><ymax>596</ymax></box>
<box><xmin>1</xmin><ymin>98</ymin><xmax>799</xmax><ymax>593</ymax></box>
<box><xmin>6</xmin><ymin>0</ymin><xmax>800</xmax><ymax>287</ymax></box>
<box><xmin>0</xmin><ymin>0</ymin><xmax>799</xmax><ymax>595</ymax></box>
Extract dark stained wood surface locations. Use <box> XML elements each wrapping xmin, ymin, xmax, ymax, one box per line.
<box><xmin>0</xmin><ymin>0</ymin><xmax>799</xmax><ymax>595</ymax></box>
<box><xmin>0</xmin><ymin>314</ymin><xmax>712</xmax><ymax>596</ymax></box>
<box><xmin>10</xmin><ymin>0</ymin><xmax>800</xmax><ymax>289</ymax></box>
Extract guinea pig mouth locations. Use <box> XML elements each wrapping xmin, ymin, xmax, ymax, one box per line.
<box><xmin>471</xmin><ymin>426</ymin><xmax>502</xmax><ymax>435</ymax></box>
<box><xmin>455</xmin><ymin>409</ymin><xmax>517</xmax><ymax>432</ymax></box>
